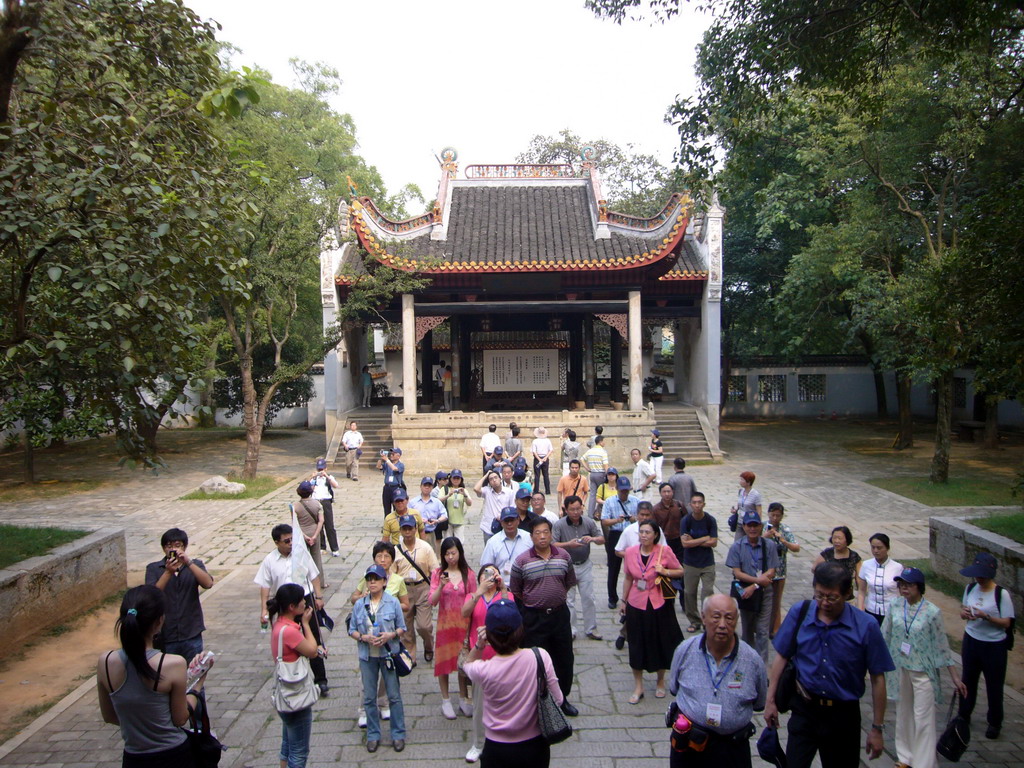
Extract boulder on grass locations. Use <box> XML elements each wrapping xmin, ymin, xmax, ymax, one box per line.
<box><xmin>199</xmin><ymin>475</ymin><xmax>246</xmax><ymax>495</ymax></box>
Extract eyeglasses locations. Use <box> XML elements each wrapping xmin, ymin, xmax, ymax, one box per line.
<box><xmin>813</xmin><ymin>591</ymin><xmax>842</xmax><ymax>605</ymax></box>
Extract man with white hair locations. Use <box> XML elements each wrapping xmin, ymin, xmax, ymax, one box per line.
<box><xmin>666</xmin><ymin>593</ymin><xmax>767</xmax><ymax>766</ymax></box>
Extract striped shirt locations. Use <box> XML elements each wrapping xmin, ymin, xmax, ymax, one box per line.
<box><xmin>510</xmin><ymin>546</ymin><xmax>576</xmax><ymax>610</ymax></box>
<box><xmin>581</xmin><ymin>446</ymin><xmax>608</xmax><ymax>472</ymax></box>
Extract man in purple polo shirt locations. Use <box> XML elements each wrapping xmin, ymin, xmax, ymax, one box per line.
<box><xmin>509</xmin><ymin>518</ymin><xmax>579</xmax><ymax>718</ymax></box>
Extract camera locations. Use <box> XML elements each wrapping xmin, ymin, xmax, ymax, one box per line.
<box><xmin>379</xmin><ymin>449</ymin><xmax>389</xmax><ymax>457</ymax></box>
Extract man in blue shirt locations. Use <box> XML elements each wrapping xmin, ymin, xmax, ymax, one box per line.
<box><xmin>601</xmin><ymin>476</ymin><xmax>638</xmax><ymax>609</ymax></box>
<box><xmin>377</xmin><ymin>447</ymin><xmax>405</xmax><ymax>517</ymax></box>
<box><xmin>764</xmin><ymin>561</ymin><xmax>895</xmax><ymax>768</ymax></box>
<box><xmin>725</xmin><ymin>510</ymin><xmax>779</xmax><ymax>662</ymax></box>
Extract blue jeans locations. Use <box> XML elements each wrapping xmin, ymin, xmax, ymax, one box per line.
<box><xmin>162</xmin><ymin>634</ymin><xmax>203</xmax><ymax>663</ymax></box>
<box><xmin>360</xmin><ymin>656</ymin><xmax>406</xmax><ymax>742</ymax></box>
<box><xmin>278</xmin><ymin>706</ymin><xmax>313</xmax><ymax>768</ymax></box>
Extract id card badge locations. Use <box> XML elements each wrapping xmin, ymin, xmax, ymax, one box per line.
<box><xmin>900</xmin><ymin>641</ymin><xmax>912</xmax><ymax>656</ymax></box>
<box><xmin>705</xmin><ymin>702</ymin><xmax>722</xmax><ymax>728</ymax></box>
<box><xmin>501</xmin><ymin>564</ymin><xmax>512</xmax><ymax>583</ymax></box>
<box><xmin>387</xmin><ymin>475</ymin><xmax>395</xmax><ymax>483</ymax></box>
<box><xmin>636</xmin><ymin>579</ymin><xmax>648</xmax><ymax>591</ymax></box>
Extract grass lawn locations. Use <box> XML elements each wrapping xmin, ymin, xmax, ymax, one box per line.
<box><xmin>0</xmin><ymin>525</ymin><xmax>91</xmax><ymax>570</ymax></box>
<box><xmin>866</xmin><ymin>475</ymin><xmax>1018</xmax><ymax>507</ymax></box>
<box><xmin>179</xmin><ymin>473</ymin><xmax>292</xmax><ymax>500</ymax></box>
<box><xmin>972</xmin><ymin>513</ymin><xmax>1024</xmax><ymax>545</ymax></box>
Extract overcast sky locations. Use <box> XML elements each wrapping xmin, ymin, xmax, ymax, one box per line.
<box><xmin>185</xmin><ymin>0</ymin><xmax>711</xmax><ymax>205</ymax></box>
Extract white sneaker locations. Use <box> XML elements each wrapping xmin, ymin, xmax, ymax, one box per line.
<box><xmin>465</xmin><ymin>746</ymin><xmax>482</xmax><ymax>763</ymax></box>
<box><xmin>459</xmin><ymin>699</ymin><xmax>473</xmax><ymax>717</ymax></box>
<box><xmin>381</xmin><ymin>707</ymin><xmax>390</xmax><ymax>721</ymax></box>
<box><xmin>441</xmin><ymin>699</ymin><xmax>457</xmax><ymax>720</ymax></box>
<box><xmin>357</xmin><ymin>711</ymin><xmax>367</xmax><ymax>728</ymax></box>
<box><xmin>331</xmin><ymin>550</ymin><xmax>340</xmax><ymax>557</ymax></box>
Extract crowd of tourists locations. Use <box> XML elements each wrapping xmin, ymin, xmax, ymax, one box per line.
<box><xmin>94</xmin><ymin>421</ymin><xmax>1015</xmax><ymax>768</ymax></box>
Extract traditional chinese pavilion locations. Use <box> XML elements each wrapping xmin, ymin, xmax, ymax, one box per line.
<box><xmin>319</xmin><ymin>151</ymin><xmax>723</xmax><ymax>459</ymax></box>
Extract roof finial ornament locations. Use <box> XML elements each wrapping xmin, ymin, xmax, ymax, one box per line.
<box><xmin>580</xmin><ymin>145</ymin><xmax>598</xmax><ymax>172</ymax></box>
<box><xmin>347</xmin><ymin>175</ymin><xmax>359</xmax><ymax>198</ymax></box>
<box><xmin>439</xmin><ymin>146</ymin><xmax>458</xmax><ymax>178</ymax></box>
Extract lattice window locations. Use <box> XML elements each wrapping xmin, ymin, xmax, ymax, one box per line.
<box><xmin>953</xmin><ymin>376</ymin><xmax>967</xmax><ymax>408</ymax></box>
<box><xmin>757</xmin><ymin>375</ymin><xmax>786</xmax><ymax>402</ymax></box>
<box><xmin>726</xmin><ymin>375</ymin><xmax>747</xmax><ymax>402</ymax></box>
<box><xmin>798</xmin><ymin>374</ymin><xmax>827</xmax><ymax>402</ymax></box>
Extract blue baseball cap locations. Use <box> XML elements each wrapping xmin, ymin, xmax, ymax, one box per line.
<box><xmin>894</xmin><ymin>567</ymin><xmax>926</xmax><ymax>586</ymax></box>
<box><xmin>607</xmin><ymin>467</ymin><xmax>619</xmax><ymax>476</ymax></box>
<box><xmin>365</xmin><ymin>564</ymin><xmax>387</xmax><ymax>580</ymax></box>
<box><xmin>391</xmin><ymin>447</ymin><xmax>402</xmax><ymax>455</ymax></box>
<box><xmin>398</xmin><ymin>514</ymin><xmax>417</xmax><ymax>528</ymax></box>
<box><xmin>616</xmin><ymin>476</ymin><xmax>632</xmax><ymax>490</ymax></box>
<box><xmin>493</xmin><ymin>446</ymin><xmax>504</xmax><ymax>455</ymax></box>
<box><xmin>515</xmin><ymin>487</ymin><xmax>532</xmax><ymax>500</ymax></box>
<box><xmin>435</xmin><ymin>470</ymin><xmax>449</xmax><ymax>480</ymax></box>
<box><xmin>960</xmin><ymin>552</ymin><xmax>997</xmax><ymax>579</ymax></box>
<box><xmin>485</xmin><ymin>598</ymin><xmax>523</xmax><ymax>634</ymax></box>
<box><xmin>316</xmin><ymin>459</ymin><xmax>327</xmax><ymax>470</ymax></box>
<box><xmin>392</xmin><ymin>488</ymin><xmax>409</xmax><ymax>502</ymax></box>
<box><xmin>500</xmin><ymin>506</ymin><xmax>519</xmax><ymax>520</ymax></box>
<box><xmin>450</xmin><ymin>468</ymin><xmax>463</xmax><ymax>478</ymax></box>
<box><xmin>297</xmin><ymin>480</ymin><xmax>314</xmax><ymax>495</ymax></box>
<box><xmin>420</xmin><ymin>476</ymin><xmax>435</xmax><ymax>486</ymax></box>
<box><xmin>756</xmin><ymin>726</ymin><xmax>785</xmax><ymax>768</ymax></box>
<box><xmin>652</xmin><ymin>429</ymin><xmax>660</xmax><ymax>436</ymax></box>
<box><xmin>742</xmin><ymin>510</ymin><xmax>762</xmax><ymax>526</ymax></box>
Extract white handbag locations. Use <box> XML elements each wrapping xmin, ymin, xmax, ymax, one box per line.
<box><xmin>271</xmin><ymin>623</ymin><xmax>320</xmax><ymax>713</ymax></box>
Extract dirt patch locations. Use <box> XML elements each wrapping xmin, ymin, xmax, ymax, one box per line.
<box><xmin>0</xmin><ymin>601</ymin><xmax>119</xmax><ymax>744</ymax></box>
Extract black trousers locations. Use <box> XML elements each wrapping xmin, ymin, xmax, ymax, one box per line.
<box><xmin>303</xmin><ymin>594</ymin><xmax>327</xmax><ymax>685</ymax></box>
<box><xmin>382</xmin><ymin>485</ymin><xmax>398</xmax><ymax>517</ymax></box>
<box><xmin>785</xmin><ymin>696</ymin><xmax>861</xmax><ymax>768</ymax></box>
<box><xmin>604</xmin><ymin>529</ymin><xmax>623</xmax><ymax>603</ymax></box>
<box><xmin>533</xmin><ymin>457</ymin><xmax>551</xmax><ymax>495</ymax></box>
<box><xmin>958</xmin><ymin>633</ymin><xmax>1008</xmax><ymax>728</ymax></box>
<box><xmin>481</xmin><ymin>735</ymin><xmax>549</xmax><ymax>768</ymax></box>
<box><xmin>318</xmin><ymin>498</ymin><xmax>338</xmax><ymax>552</ymax></box>
<box><xmin>668</xmin><ymin>732</ymin><xmax>752</xmax><ymax>768</ymax></box>
<box><xmin>521</xmin><ymin>604</ymin><xmax>574</xmax><ymax>699</ymax></box>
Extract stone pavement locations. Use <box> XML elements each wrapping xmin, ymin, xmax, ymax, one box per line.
<box><xmin>0</xmin><ymin>424</ymin><xmax>1019</xmax><ymax>767</ymax></box>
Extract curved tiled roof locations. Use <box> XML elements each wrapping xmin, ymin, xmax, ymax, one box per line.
<box><xmin>659</xmin><ymin>240</ymin><xmax>708</xmax><ymax>280</ymax></box>
<box><xmin>351</xmin><ymin>184</ymin><xmax>689</xmax><ymax>274</ymax></box>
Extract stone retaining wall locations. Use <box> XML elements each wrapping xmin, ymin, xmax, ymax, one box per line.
<box><xmin>0</xmin><ymin>527</ymin><xmax>127</xmax><ymax>650</ymax></box>
<box><xmin>930</xmin><ymin>514</ymin><xmax>1023</xmax><ymax>619</ymax></box>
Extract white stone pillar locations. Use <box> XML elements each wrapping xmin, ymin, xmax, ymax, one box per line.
<box><xmin>628</xmin><ymin>290</ymin><xmax>643</xmax><ymax>411</ymax></box>
<box><xmin>401</xmin><ymin>294</ymin><xmax>417</xmax><ymax>414</ymax></box>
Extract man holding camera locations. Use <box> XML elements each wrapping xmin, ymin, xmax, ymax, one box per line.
<box><xmin>145</xmin><ymin>527</ymin><xmax>214</xmax><ymax>662</ymax></box>
<box><xmin>667</xmin><ymin>594</ymin><xmax>767</xmax><ymax>766</ymax></box>
<box><xmin>377</xmin><ymin>446</ymin><xmax>406</xmax><ymax>517</ymax></box>
<box><xmin>310</xmin><ymin>458</ymin><xmax>340</xmax><ymax>557</ymax></box>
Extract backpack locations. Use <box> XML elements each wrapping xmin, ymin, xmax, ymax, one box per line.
<box><xmin>966</xmin><ymin>583</ymin><xmax>1015</xmax><ymax>649</ymax></box>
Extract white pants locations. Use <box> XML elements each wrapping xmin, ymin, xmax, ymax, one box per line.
<box><xmin>896</xmin><ymin>667</ymin><xmax>938</xmax><ymax>768</ymax></box>
<box><xmin>566</xmin><ymin>558</ymin><xmax>598</xmax><ymax>634</ymax></box>
<box><xmin>651</xmin><ymin>455</ymin><xmax>664</xmax><ymax>483</ymax></box>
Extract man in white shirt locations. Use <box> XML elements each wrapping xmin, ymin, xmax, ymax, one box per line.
<box><xmin>474</xmin><ymin>470</ymin><xmax>515</xmax><ymax>542</ymax></box>
<box><xmin>630</xmin><ymin>448</ymin><xmax>656</xmax><ymax>501</ymax></box>
<box><xmin>531</xmin><ymin>491</ymin><xmax>560</xmax><ymax>527</ymax></box>
<box><xmin>341</xmin><ymin>420</ymin><xmax>363</xmax><ymax>481</ymax></box>
<box><xmin>480</xmin><ymin>507</ymin><xmax>531</xmax><ymax>583</ymax></box>
<box><xmin>309</xmin><ymin>458</ymin><xmax>340</xmax><ymax>557</ymax></box>
<box><xmin>393</xmin><ymin>515</ymin><xmax>440</xmax><ymax>665</ymax></box>
<box><xmin>479</xmin><ymin>424</ymin><xmax>501</xmax><ymax>474</ymax></box>
<box><xmin>254</xmin><ymin>523</ymin><xmax>329</xmax><ymax>694</ymax></box>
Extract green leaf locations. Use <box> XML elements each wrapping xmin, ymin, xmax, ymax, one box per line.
<box><xmin>47</xmin><ymin>266</ymin><xmax>62</xmax><ymax>281</ymax></box>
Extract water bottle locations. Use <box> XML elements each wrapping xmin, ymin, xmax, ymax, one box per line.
<box><xmin>260</xmin><ymin>618</ymin><xmax>269</xmax><ymax>634</ymax></box>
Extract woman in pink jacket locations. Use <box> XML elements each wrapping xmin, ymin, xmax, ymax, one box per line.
<box><xmin>463</xmin><ymin>599</ymin><xmax>562</xmax><ymax>768</ymax></box>
<box><xmin>619</xmin><ymin>520</ymin><xmax>684</xmax><ymax>703</ymax></box>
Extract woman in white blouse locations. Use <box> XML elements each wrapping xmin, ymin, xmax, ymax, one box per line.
<box><xmin>856</xmin><ymin>533</ymin><xmax>903</xmax><ymax>624</ymax></box>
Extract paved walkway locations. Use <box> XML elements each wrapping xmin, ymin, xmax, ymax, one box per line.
<box><xmin>0</xmin><ymin>425</ymin><xmax>1018</xmax><ymax>767</ymax></box>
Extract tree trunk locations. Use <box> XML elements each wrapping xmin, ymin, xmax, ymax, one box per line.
<box><xmin>929</xmin><ymin>372</ymin><xmax>953</xmax><ymax>484</ymax></box>
<box><xmin>22</xmin><ymin>431</ymin><xmax>34</xmax><ymax>483</ymax></box>
<box><xmin>197</xmin><ymin>338</ymin><xmax>219</xmax><ymax>428</ymax></box>
<box><xmin>872</xmin><ymin>369</ymin><xmax>887</xmax><ymax>418</ymax></box>
<box><xmin>240</xmin><ymin>350</ymin><xmax>261</xmax><ymax>479</ymax></box>
<box><xmin>894</xmin><ymin>374</ymin><xmax>914</xmax><ymax>449</ymax></box>
<box><xmin>983</xmin><ymin>396</ymin><xmax>1000</xmax><ymax>449</ymax></box>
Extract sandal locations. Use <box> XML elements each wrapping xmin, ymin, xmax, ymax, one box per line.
<box><xmin>655</xmin><ymin>688</ymin><xmax>667</xmax><ymax>699</ymax></box>
<box><xmin>628</xmin><ymin>692</ymin><xmax>644</xmax><ymax>705</ymax></box>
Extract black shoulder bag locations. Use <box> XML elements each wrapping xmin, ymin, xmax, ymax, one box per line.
<box><xmin>774</xmin><ymin>600</ymin><xmax>812</xmax><ymax>713</ymax></box>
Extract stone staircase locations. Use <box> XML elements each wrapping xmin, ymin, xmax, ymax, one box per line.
<box><xmin>651</xmin><ymin>405</ymin><xmax>717</xmax><ymax>463</ymax></box>
<box><xmin>327</xmin><ymin>410</ymin><xmax>393</xmax><ymax>470</ymax></box>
